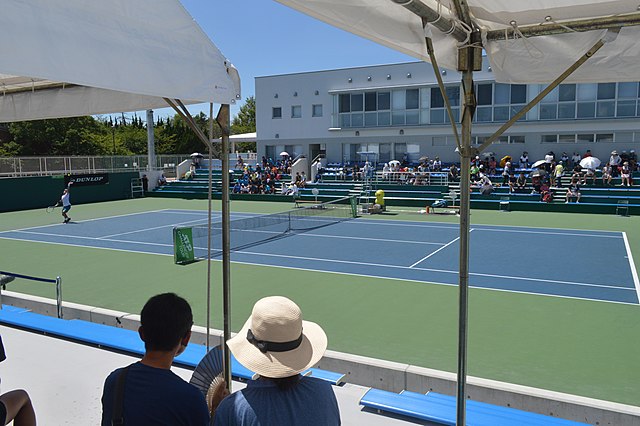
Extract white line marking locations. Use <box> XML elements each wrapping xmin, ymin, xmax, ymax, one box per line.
<box><xmin>299</xmin><ymin>233</ymin><xmax>445</xmax><ymax>246</ymax></box>
<box><xmin>1</xmin><ymin>235</ymin><xmax>635</xmax><ymax>306</ymax></box>
<box><xmin>7</xmin><ymin>230</ymin><xmax>173</xmax><ymax>248</ymax></box>
<box><xmin>97</xmin><ymin>217</ymin><xmax>210</xmax><ymax>239</ymax></box>
<box><xmin>622</xmin><ymin>232</ymin><xmax>640</xmax><ymax>303</ymax></box>
<box><xmin>470</xmin><ymin>228</ymin><xmax>621</xmax><ymax>239</ymax></box>
<box><xmin>410</xmin><ymin>236</ymin><xmax>462</xmax><ymax>268</ymax></box>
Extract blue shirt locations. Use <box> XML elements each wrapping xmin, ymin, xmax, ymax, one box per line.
<box><xmin>101</xmin><ymin>362</ymin><xmax>210</xmax><ymax>426</ymax></box>
<box><xmin>214</xmin><ymin>376</ymin><xmax>340</xmax><ymax>426</ymax></box>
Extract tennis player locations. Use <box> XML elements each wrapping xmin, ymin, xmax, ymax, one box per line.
<box><xmin>60</xmin><ymin>183</ymin><xmax>73</xmax><ymax>223</ymax></box>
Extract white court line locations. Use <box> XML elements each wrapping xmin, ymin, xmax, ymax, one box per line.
<box><xmin>0</xmin><ymin>209</ymin><xmax>169</xmax><ymax>234</ymax></box>
<box><xmin>409</xmin><ymin>233</ymin><xmax>464</xmax><ymax>268</ymax></box>
<box><xmin>6</xmin><ymin>230</ymin><xmax>173</xmax><ymax>248</ymax></box>
<box><xmin>1</xmin><ymin>234</ymin><xmax>635</xmax><ymax>305</ymax></box>
<box><xmin>225</xmin><ymin>247</ymin><xmax>632</xmax><ymax>292</ymax></box>
<box><xmin>360</xmin><ymin>214</ymin><xmax>625</xmax><ymax>235</ymax></box>
<box><xmin>622</xmin><ymin>232</ymin><xmax>640</xmax><ymax>303</ymax></box>
<box><xmin>351</xmin><ymin>219</ymin><xmax>621</xmax><ymax>239</ymax></box>
<box><xmin>97</xmin><ymin>217</ymin><xmax>210</xmax><ymax>239</ymax></box>
<box><xmin>299</xmin><ymin>233</ymin><xmax>445</xmax><ymax>246</ymax></box>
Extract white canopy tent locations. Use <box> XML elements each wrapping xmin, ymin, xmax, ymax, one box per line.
<box><xmin>1</xmin><ymin>0</ymin><xmax>240</xmax><ymax>388</ymax></box>
<box><xmin>275</xmin><ymin>0</ymin><xmax>639</xmax><ymax>84</ymax></box>
<box><xmin>274</xmin><ymin>1</ymin><xmax>639</xmax><ymax>424</ymax></box>
<box><xmin>0</xmin><ymin>0</ymin><xmax>241</xmax><ymax>122</ymax></box>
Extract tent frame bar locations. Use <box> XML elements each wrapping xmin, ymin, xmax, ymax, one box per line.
<box><xmin>390</xmin><ymin>0</ymin><xmax>468</xmax><ymax>42</ymax></box>
<box><xmin>486</xmin><ymin>13</ymin><xmax>640</xmax><ymax>41</ymax></box>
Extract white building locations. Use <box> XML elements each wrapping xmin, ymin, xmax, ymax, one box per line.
<box><xmin>255</xmin><ymin>59</ymin><xmax>640</xmax><ymax>166</ymax></box>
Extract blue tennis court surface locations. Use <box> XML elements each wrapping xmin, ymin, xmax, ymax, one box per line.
<box><xmin>1</xmin><ymin>209</ymin><xmax>638</xmax><ymax>305</ymax></box>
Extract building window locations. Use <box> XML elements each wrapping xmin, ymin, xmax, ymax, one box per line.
<box><xmin>272</xmin><ymin>107</ymin><xmax>282</xmax><ymax>119</ymax></box>
<box><xmin>291</xmin><ymin>105</ymin><xmax>302</xmax><ymax>118</ymax></box>
<box><xmin>542</xmin><ymin>134</ymin><xmax>558</xmax><ymax>143</ymax></box>
<box><xmin>576</xmin><ymin>134</ymin><xmax>594</xmax><ymax>143</ymax></box>
<box><xmin>558</xmin><ymin>134</ymin><xmax>576</xmax><ymax>143</ymax></box>
<box><xmin>477</xmin><ymin>84</ymin><xmax>492</xmax><ymax>105</ymax></box>
<box><xmin>312</xmin><ymin>104</ymin><xmax>323</xmax><ymax>117</ymax></box>
<box><xmin>595</xmin><ymin>133</ymin><xmax>614</xmax><ymax>142</ymax></box>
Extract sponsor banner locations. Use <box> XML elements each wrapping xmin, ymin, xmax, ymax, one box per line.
<box><xmin>174</xmin><ymin>227</ymin><xmax>195</xmax><ymax>264</ymax></box>
<box><xmin>64</xmin><ymin>173</ymin><xmax>109</xmax><ymax>187</ymax></box>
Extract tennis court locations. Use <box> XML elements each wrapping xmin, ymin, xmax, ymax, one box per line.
<box><xmin>1</xmin><ymin>207</ymin><xmax>637</xmax><ymax>305</ymax></box>
<box><xmin>1</xmin><ymin>198</ymin><xmax>640</xmax><ymax>407</ymax></box>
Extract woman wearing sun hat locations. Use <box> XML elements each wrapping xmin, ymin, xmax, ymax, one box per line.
<box><xmin>214</xmin><ymin>296</ymin><xmax>340</xmax><ymax>425</ymax></box>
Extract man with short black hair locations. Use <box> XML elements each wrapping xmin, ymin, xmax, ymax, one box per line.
<box><xmin>101</xmin><ymin>293</ymin><xmax>209</xmax><ymax>425</ymax></box>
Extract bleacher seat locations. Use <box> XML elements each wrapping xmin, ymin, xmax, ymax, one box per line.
<box><xmin>0</xmin><ymin>306</ymin><xmax>342</xmax><ymax>385</ymax></box>
<box><xmin>360</xmin><ymin>388</ymin><xmax>590</xmax><ymax>425</ymax></box>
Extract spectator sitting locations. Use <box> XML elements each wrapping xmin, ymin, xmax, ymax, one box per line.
<box><xmin>519</xmin><ymin>151</ymin><xmax>529</xmax><ymax>169</ymax></box>
<box><xmin>488</xmin><ymin>157</ymin><xmax>497</xmax><ymax>175</ymax></box>
<box><xmin>531</xmin><ymin>176</ymin><xmax>542</xmax><ymax>194</ymax></box>
<box><xmin>158</xmin><ymin>173</ymin><xmax>167</xmax><ymax>186</ymax></box>
<box><xmin>432</xmin><ymin>157</ymin><xmax>442</xmax><ymax>172</ymax></box>
<box><xmin>232</xmin><ymin>181</ymin><xmax>242</xmax><ymax>194</ymax></box>
<box><xmin>584</xmin><ymin>168</ymin><xmax>596</xmax><ymax>186</ymax></box>
<box><xmin>214</xmin><ymin>296</ymin><xmax>341</xmax><ymax>425</ymax></box>
<box><xmin>480</xmin><ymin>179</ymin><xmax>494</xmax><ymax>196</ymax></box>
<box><xmin>516</xmin><ymin>173</ymin><xmax>527</xmax><ymax>190</ymax></box>
<box><xmin>0</xmin><ymin>336</ymin><xmax>37</xmax><ymax>426</ymax></box>
<box><xmin>571</xmin><ymin>152</ymin><xmax>581</xmax><ymax>168</ymax></box>
<box><xmin>620</xmin><ymin>162</ymin><xmax>632</xmax><ymax>187</ymax></box>
<box><xmin>0</xmin><ymin>390</ymin><xmax>36</xmax><ymax>426</ymax></box>
<box><xmin>565</xmin><ymin>183</ymin><xmax>581</xmax><ymax>203</ymax></box>
<box><xmin>561</xmin><ymin>152</ymin><xmax>569</xmax><ymax>167</ymax></box>
<box><xmin>382</xmin><ymin>163</ymin><xmax>391</xmax><ymax>180</ymax></box>
<box><xmin>508</xmin><ymin>172</ymin><xmax>517</xmax><ymax>193</ymax></box>
<box><xmin>101</xmin><ymin>293</ymin><xmax>210</xmax><ymax>425</ymax></box>
<box><xmin>448</xmin><ymin>164</ymin><xmax>459</xmax><ymax>182</ymax></box>
<box><xmin>571</xmin><ymin>165</ymin><xmax>584</xmax><ymax>185</ymax></box>
<box><xmin>602</xmin><ymin>163</ymin><xmax>613</xmax><ymax>186</ymax></box>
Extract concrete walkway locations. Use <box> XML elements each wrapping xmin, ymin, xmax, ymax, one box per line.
<box><xmin>0</xmin><ymin>325</ymin><xmax>433</xmax><ymax>425</ymax></box>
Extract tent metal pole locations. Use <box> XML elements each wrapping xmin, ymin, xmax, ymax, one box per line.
<box><xmin>390</xmin><ymin>0</ymin><xmax>467</xmax><ymax>42</ymax></box>
<box><xmin>456</xmin><ymin>64</ymin><xmax>475</xmax><ymax>426</ymax></box>
<box><xmin>216</xmin><ymin>104</ymin><xmax>232</xmax><ymax>391</ymax></box>
<box><xmin>206</xmin><ymin>104</ymin><xmax>215</xmax><ymax>352</ymax></box>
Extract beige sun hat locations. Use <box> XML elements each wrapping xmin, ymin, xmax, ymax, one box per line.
<box><xmin>227</xmin><ymin>296</ymin><xmax>328</xmax><ymax>378</ymax></box>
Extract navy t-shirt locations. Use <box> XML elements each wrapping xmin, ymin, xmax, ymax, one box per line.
<box><xmin>214</xmin><ymin>376</ymin><xmax>340</xmax><ymax>425</ymax></box>
<box><xmin>101</xmin><ymin>362</ymin><xmax>209</xmax><ymax>426</ymax></box>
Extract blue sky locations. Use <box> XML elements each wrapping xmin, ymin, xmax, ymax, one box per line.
<box><xmin>149</xmin><ymin>0</ymin><xmax>414</xmax><ymax>120</ymax></box>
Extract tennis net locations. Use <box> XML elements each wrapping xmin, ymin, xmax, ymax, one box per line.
<box><xmin>173</xmin><ymin>196</ymin><xmax>357</xmax><ymax>264</ymax></box>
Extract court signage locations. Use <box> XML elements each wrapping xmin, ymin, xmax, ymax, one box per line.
<box><xmin>173</xmin><ymin>227</ymin><xmax>195</xmax><ymax>264</ymax></box>
<box><xmin>64</xmin><ymin>173</ymin><xmax>109</xmax><ymax>186</ymax></box>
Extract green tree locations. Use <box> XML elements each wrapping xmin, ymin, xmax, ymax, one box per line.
<box><xmin>8</xmin><ymin>117</ymin><xmax>106</xmax><ymax>155</ymax></box>
<box><xmin>231</xmin><ymin>97</ymin><xmax>256</xmax><ymax>152</ymax></box>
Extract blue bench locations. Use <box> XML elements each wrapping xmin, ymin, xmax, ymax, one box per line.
<box><xmin>360</xmin><ymin>388</ymin><xmax>589</xmax><ymax>425</ymax></box>
<box><xmin>0</xmin><ymin>306</ymin><xmax>342</xmax><ymax>385</ymax></box>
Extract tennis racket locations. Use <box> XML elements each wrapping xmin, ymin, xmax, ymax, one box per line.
<box><xmin>46</xmin><ymin>202</ymin><xmax>60</xmax><ymax>213</ymax></box>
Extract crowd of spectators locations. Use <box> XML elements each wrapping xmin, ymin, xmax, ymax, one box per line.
<box><xmin>232</xmin><ymin>155</ymin><xmax>292</xmax><ymax>195</ymax></box>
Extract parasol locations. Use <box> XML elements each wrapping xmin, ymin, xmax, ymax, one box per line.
<box><xmin>529</xmin><ymin>169</ymin><xmax>547</xmax><ymax>178</ymax></box>
<box><xmin>279</xmin><ymin>151</ymin><xmax>289</xmax><ymax>157</ymax></box>
<box><xmin>190</xmin><ymin>152</ymin><xmax>204</xmax><ymax>158</ymax></box>
<box><xmin>499</xmin><ymin>156</ymin><xmax>512</xmax><ymax>168</ymax></box>
<box><xmin>389</xmin><ymin>159</ymin><xmax>401</xmax><ymax>166</ymax></box>
<box><xmin>580</xmin><ymin>157</ymin><xmax>601</xmax><ymax>170</ymax></box>
<box><xmin>418</xmin><ymin>156</ymin><xmax>429</xmax><ymax>163</ymax></box>
<box><xmin>531</xmin><ymin>159</ymin><xmax>547</xmax><ymax>168</ymax></box>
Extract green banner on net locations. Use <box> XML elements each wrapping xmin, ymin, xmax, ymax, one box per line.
<box><xmin>173</xmin><ymin>227</ymin><xmax>195</xmax><ymax>264</ymax></box>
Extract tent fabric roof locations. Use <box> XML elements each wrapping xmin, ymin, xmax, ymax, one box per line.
<box><xmin>275</xmin><ymin>0</ymin><xmax>639</xmax><ymax>84</ymax></box>
<box><xmin>0</xmin><ymin>0</ymin><xmax>241</xmax><ymax>122</ymax></box>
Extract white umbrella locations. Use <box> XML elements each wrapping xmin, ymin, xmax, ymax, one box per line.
<box><xmin>190</xmin><ymin>152</ymin><xmax>204</xmax><ymax>158</ymax></box>
<box><xmin>580</xmin><ymin>157</ymin><xmax>601</xmax><ymax>170</ymax></box>
<box><xmin>389</xmin><ymin>160</ymin><xmax>401</xmax><ymax>165</ymax></box>
<box><xmin>531</xmin><ymin>159</ymin><xmax>546</xmax><ymax>168</ymax></box>
<box><xmin>279</xmin><ymin>151</ymin><xmax>289</xmax><ymax>157</ymax></box>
